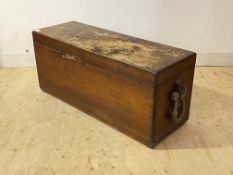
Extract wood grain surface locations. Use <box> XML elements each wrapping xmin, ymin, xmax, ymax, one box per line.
<box><xmin>33</xmin><ymin>22</ymin><xmax>196</xmax><ymax>146</ymax></box>
<box><xmin>0</xmin><ymin>67</ymin><xmax>232</xmax><ymax>175</ymax></box>
<box><xmin>34</xmin><ymin>41</ymin><xmax>154</xmax><ymax>146</ymax></box>
<box><xmin>34</xmin><ymin>21</ymin><xmax>194</xmax><ymax>73</ymax></box>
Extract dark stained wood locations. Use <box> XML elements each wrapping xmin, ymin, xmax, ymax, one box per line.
<box><xmin>32</xmin><ymin>21</ymin><xmax>196</xmax><ymax>148</ymax></box>
<box><xmin>154</xmin><ymin>67</ymin><xmax>195</xmax><ymax>141</ymax></box>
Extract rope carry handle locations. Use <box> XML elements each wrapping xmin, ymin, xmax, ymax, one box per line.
<box><xmin>170</xmin><ymin>79</ymin><xmax>188</xmax><ymax>123</ymax></box>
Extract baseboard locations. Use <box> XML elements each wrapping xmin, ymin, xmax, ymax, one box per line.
<box><xmin>0</xmin><ymin>53</ymin><xmax>232</xmax><ymax>67</ymax></box>
<box><xmin>0</xmin><ymin>53</ymin><xmax>35</xmax><ymax>67</ymax></box>
<box><xmin>196</xmin><ymin>53</ymin><xmax>233</xmax><ymax>66</ymax></box>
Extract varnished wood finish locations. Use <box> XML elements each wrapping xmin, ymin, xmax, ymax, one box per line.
<box><xmin>34</xmin><ymin>42</ymin><xmax>154</xmax><ymax>146</ymax></box>
<box><xmin>32</xmin><ymin>21</ymin><xmax>196</xmax><ymax>147</ymax></box>
<box><xmin>155</xmin><ymin>67</ymin><xmax>195</xmax><ymax>141</ymax></box>
<box><xmin>35</xmin><ymin>21</ymin><xmax>194</xmax><ymax>75</ymax></box>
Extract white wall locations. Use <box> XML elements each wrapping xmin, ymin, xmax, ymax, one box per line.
<box><xmin>0</xmin><ymin>0</ymin><xmax>233</xmax><ymax>67</ymax></box>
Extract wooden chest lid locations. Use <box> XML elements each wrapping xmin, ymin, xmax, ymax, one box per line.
<box><xmin>35</xmin><ymin>21</ymin><xmax>195</xmax><ymax>75</ymax></box>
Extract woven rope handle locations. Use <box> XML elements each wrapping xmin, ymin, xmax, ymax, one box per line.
<box><xmin>170</xmin><ymin>79</ymin><xmax>188</xmax><ymax>123</ymax></box>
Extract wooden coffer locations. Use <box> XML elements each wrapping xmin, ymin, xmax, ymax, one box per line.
<box><xmin>32</xmin><ymin>21</ymin><xmax>196</xmax><ymax>148</ymax></box>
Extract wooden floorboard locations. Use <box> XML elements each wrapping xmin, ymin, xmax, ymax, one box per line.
<box><xmin>0</xmin><ymin>67</ymin><xmax>233</xmax><ymax>175</ymax></box>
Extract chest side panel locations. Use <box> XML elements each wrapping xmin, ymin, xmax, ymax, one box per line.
<box><xmin>154</xmin><ymin>56</ymin><xmax>196</xmax><ymax>143</ymax></box>
<box><xmin>34</xmin><ymin>41</ymin><xmax>155</xmax><ymax>146</ymax></box>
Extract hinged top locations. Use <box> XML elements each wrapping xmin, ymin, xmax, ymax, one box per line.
<box><xmin>36</xmin><ymin>21</ymin><xmax>195</xmax><ymax>74</ymax></box>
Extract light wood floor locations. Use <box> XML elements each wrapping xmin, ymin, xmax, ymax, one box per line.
<box><xmin>0</xmin><ymin>67</ymin><xmax>233</xmax><ymax>175</ymax></box>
